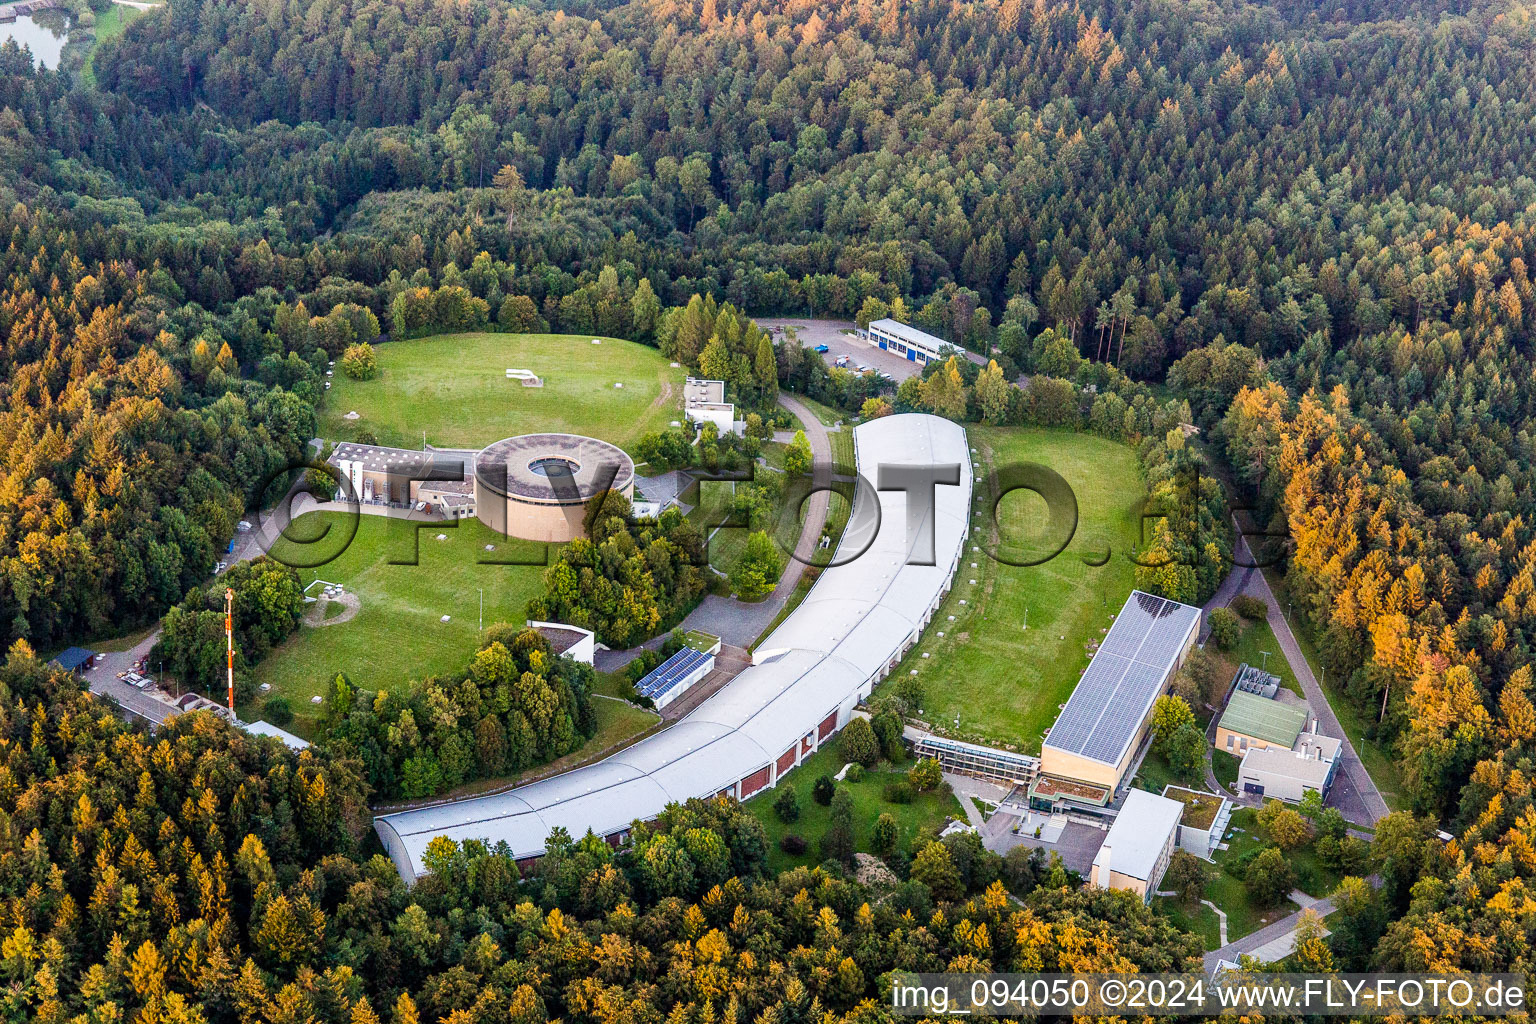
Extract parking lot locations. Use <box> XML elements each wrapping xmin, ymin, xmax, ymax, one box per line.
<box><xmin>756</xmin><ymin>317</ymin><xmax>936</xmax><ymax>382</ymax></box>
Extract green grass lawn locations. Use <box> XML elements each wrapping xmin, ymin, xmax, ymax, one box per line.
<box><xmin>1218</xmin><ymin>808</ymin><xmax>1340</xmax><ymax>897</ymax></box>
<box><xmin>1203</xmin><ymin>870</ymin><xmax>1290</xmax><ymax>940</ymax></box>
<box><xmin>1155</xmin><ymin>896</ymin><xmax>1223</xmax><ymax>950</ymax></box>
<box><xmin>743</xmin><ymin>736</ymin><xmax>963</xmax><ymax>873</ymax></box>
<box><xmin>787</xmin><ymin>394</ymin><xmax>847</xmax><ymax>427</ymax></box>
<box><xmin>695</xmin><ymin>433</ymin><xmax>854</xmax><ymax>594</ymax></box>
<box><xmin>1214</xmin><ymin>618</ymin><xmax>1302</xmax><ymax>698</ymax></box>
<box><xmin>1203</xmin><ymin>807</ymin><xmax>1304</xmax><ymax>938</ymax></box>
<box><xmin>77</xmin><ymin>622</ymin><xmax>158</xmax><ymax>654</ymax></box>
<box><xmin>1212</xmin><ymin>749</ymin><xmax>1240</xmax><ymax>790</ymax></box>
<box><xmin>881</xmin><ymin>426</ymin><xmax>1144</xmax><ymax>751</ymax></box>
<box><xmin>1261</xmin><ymin>569</ymin><xmax>1406</xmax><ymax>812</ymax></box>
<box><xmin>1132</xmin><ymin>750</ymin><xmax>1196</xmax><ymax>796</ymax></box>
<box><xmin>80</xmin><ymin>3</ymin><xmax>154</xmax><ymax>87</ymax></box>
<box><xmin>253</xmin><ymin>512</ymin><xmax>547</xmax><ymax>732</ymax></box>
<box><xmin>317</xmin><ymin>332</ymin><xmax>685</xmax><ymax>452</ymax></box>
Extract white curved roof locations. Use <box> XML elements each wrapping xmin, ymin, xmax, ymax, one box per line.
<box><xmin>376</xmin><ymin>413</ymin><xmax>973</xmax><ymax>878</ymax></box>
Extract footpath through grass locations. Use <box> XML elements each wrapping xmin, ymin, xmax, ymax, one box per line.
<box><xmin>744</xmin><ymin>736</ymin><xmax>963</xmax><ymax>873</ymax></box>
<box><xmin>253</xmin><ymin>512</ymin><xmax>547</xmax><ymax>732</ymax></box>
<box><xmin>1154</xmin><ymin>897</ymin><xmax>1223</xmax><ymax>950</ymax></box>
<box><xmin>318</xmin><ymin>332</ymin><xmax>684</xmax><ymax>452</ymax></box>
<box><xmin>884</xmin><ymin>426</ymin><xmax>1144</xmax><ymax>751</ymax></box>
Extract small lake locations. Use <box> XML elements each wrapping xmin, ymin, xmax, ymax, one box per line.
<box><xmin>0</xmin><ymin>11</ymin><xmax>72</xmax><ymax>70</ymax></box>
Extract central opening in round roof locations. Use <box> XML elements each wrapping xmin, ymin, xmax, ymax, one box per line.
<box><xmin>528</xmin><ymin>456</ymin><xmax>579</xmax><ymax>478</ymax></box>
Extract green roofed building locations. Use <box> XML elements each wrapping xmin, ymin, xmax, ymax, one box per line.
<box><xmin>1215</xmin><ymin>690</ymin><xmax>1309</xmax><ymax>755</ymax></box>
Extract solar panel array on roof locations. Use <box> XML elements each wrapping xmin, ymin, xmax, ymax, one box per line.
<box><xmin>1043</xmin><ymin>591</ymin><xmax>1202</xmax><ymax>767</ymax></box>
<box><xmin>637</xmin><ymin>648</ymin><xmax>712</xmax><ymax>702</ymax></box>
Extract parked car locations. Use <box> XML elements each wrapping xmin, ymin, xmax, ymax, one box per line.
<box><xmin>835</xmin><ymin>355</ymin><xmax>850</xmax><ymax>367</ymax></box>
<box><xmin>813</xmin><ymin>344</ymin><xmax>829</xmax><ymax>353</ymax></box>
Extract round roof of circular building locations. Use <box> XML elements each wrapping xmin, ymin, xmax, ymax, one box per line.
<box><xmin>474</xmin><ymin>434</ymin><xmax>635</xmax><ymax>503</ymax></box>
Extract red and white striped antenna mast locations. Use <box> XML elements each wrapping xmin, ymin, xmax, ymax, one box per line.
<box><xmin>224</xmin><ymin>587</ymin><xmax>236</xmax><ymax>720</ymax></box>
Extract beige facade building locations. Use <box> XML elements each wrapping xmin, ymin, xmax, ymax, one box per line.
<box><xmin>1089</xmin><ymin>790</ymin><xmax>1184</xmax><ymax>901</ymax></box>
<box><xmin>1037</xmin><ymin>592</ymin><xmax>1202</xmax><ymax>803</ymax></box>
<box><xmin>328</xmin><ymin>434</ymin><xmax>633</xmax><ymax>542</ymax></box>
<box><xmin>1215</xmin><ymin>689</ymin><xmax>1310</xmax><ymax>757</ymax></box>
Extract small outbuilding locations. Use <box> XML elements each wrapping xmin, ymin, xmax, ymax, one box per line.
<box><xmin>49</xmin><ymin>647</ymin><xmax>97</xmax><ymax>676</ymax></box>
<box><xmin>244</xmin><ymin>720</ymin><xmax>312</xmax><ymax>752</ymax></box>
<box><xmin>1237</xmin><ymin>734</ymin><xmax>1341</xmax><ymax>803</ymax></box>
<box><xmin>1215</xmin><ymin>690</ymin><xmax>1308</xmax><ymax>757</ymax></box>
<box><xmin>527</xmin><ymin>621</ymin><xmax>596</xmax><ymax>665</ymax></box>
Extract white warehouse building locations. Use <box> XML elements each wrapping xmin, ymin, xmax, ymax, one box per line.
<box><xmin>375</xmin><ymin>414</ymin><xmax>973</xmax><ymax>880</ymax></box>
<box><xmin>866</xmin><ymin>318</ymin><xmax>954</xmax><ymax>366</ymax></box>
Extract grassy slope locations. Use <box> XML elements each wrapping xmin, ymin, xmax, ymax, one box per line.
<box><xmin>743</xmin><ymin>736</ymin><xmax>963</xmax><ymax>873</ymax></box>
<box><xmin>1199</xmin><ymin>807</ymin><xmax>1314</xmax><ymax>940</ymax></box>
<box><xmin>317</xmin><ymin>332</ymin><xmax>684</xmax><ymax>452</ymax></box>
<box><xmin>883</xmin><ymin>426</ymin><xmax>1144</xmax><ymax>751</ymax></box>
<box><xmin>1218</xmin><ymin>618</ymin><xmax>1304</xmax><ymax>698</ymax></box>
<box><xmin>253</xmin><ymin>512</ymin><xmax>546</xmax><ymax>731</ymax></box>
<box><xmin>1155</xmin><ymin>896</ymin><xmax>1223</xmax><ymax>950</ymax></box>
<box><xmin>80</xmin><ymin>3</ymin><xmax>151</xmax><ymax>87</ymax></box>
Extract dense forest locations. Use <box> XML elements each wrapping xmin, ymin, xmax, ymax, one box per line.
<box><xmin>1</xmin><ymin>0</ymin><xmax>1535</xmax><ymax>998</ymax></box>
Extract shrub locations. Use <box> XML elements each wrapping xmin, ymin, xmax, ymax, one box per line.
<box><xmin>624</xmin><ymin>649</ymin><xmax>665</xmax><ymax>685</ymax></box>
<box><xmin>1232</xmin><ymin>595</ymin><xmax>1269</xmax><ymax>620</ymax></box>
<box><xmin>1244</xmin><ymin>846</ymin><xmax>1298</xmax><ymax>907</ymax></box>
<box><xmin>340</xmin><ymin>341</ymin><xmax>378</xmax><ymax>380</ymax></box>
<box><xmin>821</xmin><ymin>789</ymin><xmax>855</xmax><ymax>864</ymax></box>
<box><xmin>784</xmin><ymin>430</ymin><xmax>812</xmax><ymax>477</ymax></box>
<box><xmin>841</xmin><ymin>716</ymin><xmax>880</xmax><ymax>766</ymax></box>
<box><xmin>871</xmin><ymin>813</ymin><xmax>899</xmax><ymax>855</ymax></box>
<box><xmin>1208</xmin><ymin>607</ymin><xmax>1240</xmax><ymax>649</ymax></box>
<box><xmin>907</xmin><ymin>757</ymin><xmax>942</xmax><ymax>792</ymax></box>
<box><xmin>779</xmin><ymin>834</ymin><xmax>807</xmax><ymax>855</ymax></box>
<box><xmin>1166</xmin><ymin>849</ymin><xmax>1207</xmax><ymax>905</ymax></box>
<box><xmin>773</xmin><ymin>785</ymin><xmax>800</xmax><ymax>823</ymax></box>
<box><xmin>845</xmin><ymin>763</ymin><xmax>864</xmax><ymax>783</ymax></box>
<box><xmin>872</xmin><ymin>709</ymin><xmax>906</xmax><ymax>762</ymax></box>
<box><xmin>263</xmin><ymin>696</ymin><xmax>294</xmax><ymax>726</ymax></box>
<box><xmin>812</xmin><ymin>775</ymin><xmax>835</xmax><ymax>805</ymax></box>
<box><xmin>883</xmin><ymin>780</ymin><xmax>914</xmax><ymax>804</ymax></box>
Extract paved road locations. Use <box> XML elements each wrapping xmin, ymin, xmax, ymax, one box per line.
<box><xmin>1200</xmin><ymin>520</ymin><xmax>1389</xmax><ymax>825</ymax></box>
<box><xmin>1231</xmin><ymin>520</ymin><xmax>1389</xmax><ymax>824</ymax></box>
<box><xmin>85</xmin><ymin>632</ymin><xmax>180</xmax><ymax>726</ymax></box>
<box><xmin>645</xmin><ymin>392</ymin><xmax>835</xmax><ymax>650</ymax></box>
<box><xmin>1201</xmin><ymin>874</ymin><xmax>1379</xmax><ymax>971</ymax></box>
<box><xmin>1201</xmin><ymin>895</ymin><xmax>1335</xmax><ymax>972</ymax></box>
<box><xmin>84</xmin><ymin>512</ymin><xmax>273</xmax><ymax>727</ymax></box>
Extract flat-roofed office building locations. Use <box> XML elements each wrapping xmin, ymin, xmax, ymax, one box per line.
<box><xmin>1037</xmin><ymin>592</ymin><xmax>1202</xmax><ymax>800</ymax></box>
<box><xmin>1089</xmin><ymin>790</ymin><xmax>1185</xmax><ymax>901</ymax></box>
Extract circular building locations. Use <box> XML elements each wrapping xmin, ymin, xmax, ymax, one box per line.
<box><xmin>474</xmin><ymin>434</ymin><xmax>635</xmax><ymax>542</ymax></box>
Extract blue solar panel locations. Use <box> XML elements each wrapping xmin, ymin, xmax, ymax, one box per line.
<box><xmin>636</xmin><ymin>648</ymin><xmax>712</xmax><ymax>700</ymax></box>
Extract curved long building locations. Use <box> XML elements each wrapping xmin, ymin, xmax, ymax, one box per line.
<box><xmin>376</xmin><ymin>413</ymin><xmax>973</xmax><ymax>881</ymax></box>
